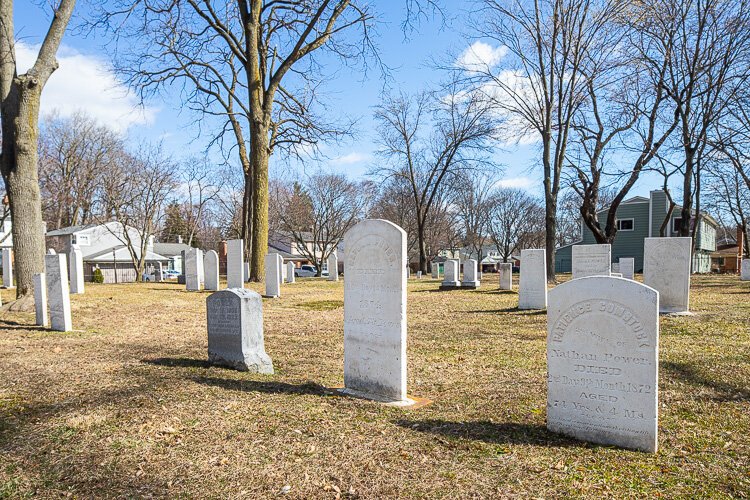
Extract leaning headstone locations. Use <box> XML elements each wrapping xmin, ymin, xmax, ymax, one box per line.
<box><xmin>572</xmin><ymin>244</ymin><xmax>611</xmax><ymax>279</ymax></box>
<box><xmin>643</xmin><ymin>237</ymin><xmax>692</xmax><ymax>314</ymax></box>
<box><xmin>204</xmin><ymin>250</ymin><xmax>220</xmax><ymax>291</ymax></box>
<box><xmin>2</xmin><ymin>248</ymin><xmax>12</xmax><ymax>288</ymax></box>
<box><xmin>499</xmin><ymin>262</ymin><xmax>512</xmax><ymax>290</ymax></box>
<box><xmin>34</xmin><ymin>273</ymin><xmax>48</xmax><ymax>327</ymax></box>
<box><xmin>286</xmin><ymin>262</ymin><xmax>296</xmax><ymax>283</ymax></box>
<box><xmin>207</xmin><ymin>289</ymin><xmax>273</xmax><ymax>373</ymax></box>
<box><xmin>343</xmin><ymin>219</ymin><xmax>412</xmax><ymax>405</ymax></box>
<box><xmin>620</xmin><ymin>258</ymin><xmax>635</xmax><ymax>280</ymax></box>
<box><xmin>519</xmin><ymin>249</ymin><xmax>547</xmax><ymax>310</ymax></box>
<box><xmin>547</xmin><ymin>276</ymin><xmax>659</xmax><ymax>453</ymax></box>
<box><xmin>461</xmin><ymin>259</ymin><xmax>480</xmax><ymax>288</ymax></box>
<box><xmin>440</xmin><ymin>259</ymin><xmax>460</xmax><ymax>289</ymax></box>
<box><xmin>69</xmin><ymin>245</ymin><xmax>84</xmax><ymax>294</ymax></box>
<box><xmin>430</xmin><ymin>263</ymin><xmax>439</xmax><ymax>279</ymax></box>
<box><xmin>227</xmin><ymin>239</ymin><xmax>245</xmax><ymax>288</ymax></box>
<box><xmin>741</xmin><ymin>259</ymin><xmax>750</xmax><ymax>281</ymax></box>
<box><xmin>185</xmin><ymin>248</ymin><xmax>201</xmax><ymax>291</ymax></box>
<box><xmin>264</xmin><ymin>253</ymin><xmax>281</xmax><ymax>298</ymax></box>
<box><xmin>45</xmin><ymin>254</ymin><xmax>72</xmax><ymax>332</ymax></box>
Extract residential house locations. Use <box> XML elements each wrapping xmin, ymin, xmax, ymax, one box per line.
<box><xmin>710</xmin><ymin>227</ymin><xmax>745</xmax><ymax>273</ymax></box>
<box><xmin>554</xmin><ymin>190</ymin><xmax>719</xmax><ymax>273</ymax></box>
<box><xmin>270</xmin><ymin>231</ymin><xmax>343</xmax><ymax>272</ymax></box>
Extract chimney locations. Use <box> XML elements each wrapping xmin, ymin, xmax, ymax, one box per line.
<box><xmin>177</xmin><ymin>235</ymin><xmax>183</xmax><ymax>244</ymax></box>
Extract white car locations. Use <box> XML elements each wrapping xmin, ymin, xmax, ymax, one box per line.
<box><xmin>295</xmin><ymin>265</ymin><xmax>318</xmax><ymax>277</ymax></box>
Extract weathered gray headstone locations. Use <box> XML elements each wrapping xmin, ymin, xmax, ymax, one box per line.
<box><xmin>69</xmin><ymin>245</ymin><xmax>84</xmax><ymax>294</ymax></box>
<box><xmin>440</xmin><ymin>259</ymin><xmax>460</xmax><ymax>289</ymax></box>
<box><xmin>547</xmin><ymin>276</ymin><xmax>659</xmax><ymax>453</ymax></box>
<box><xmin>244</xmin><ymin>262</ymin><xmax>250</xmax><ymax>283</ymax></box>
<box><xmin>45</xmin><ymin>254</ymin><xmax>72</xmax><ymax>332</ymax></box>
<box><xmin>207</xmin><ymin>289</ymin><xmax>273</xmax><ymax>373</ymax></box>
<box><xmin>2</xmin><ymin>248</ymin><xmax>12</xmax><ymax>288</ymax></box>
<box><xmin>741</xmin><ymin>259</ymin><xmax>750</xmax><ymax>281</ymax></box>
<box><xmin>264</xmin><ymin>253</ymin><xmax>282</xmax><ymax>298</ymax></box>
<box><xmin>204</xmin><ymin>250</ymin><xmax>220</xmax><ymax>291</ymax></box>
<box><xmin>328</xmin><ymin>254</ymin><xmax>339</xmax><ymax>281</ymax></box>
<box><xmin>286</xmin><ymin>262</ymin><xmax>296</xmax><ymax>283</ymax></box>
<box><xmin>154</xmin><ymin>262</ymin><xmax>164</xmax><ymax>282</ymax></box>
<box><xmin>34</xmin><ymin>273</ymin><xmax>48</xmax><ymax>327</ymax></box>
<box><xmin>461</xmin><ymin>259</ymin><xmax>480</xmax><ymax>288</ymax></box>
<box><xmin>620</xmin><ymin>258</ymin><xmax>635</xmax><ymax>280</ymax></box>
<box><xmin>227</xmin><ymin>239</ymin><xmax>245</xmax><ymax>288</ymax></box>
<box><xmin>643</xmin><ymin>237</ymin><xmax>691</xmax><ymax>314</ymax></box>
<box><xmin>572</xmin><ymin>244</ymin><xmax>611</xmax><ymax>279</ymax></box>
<box><xmin>185</xmin><ymin>248</ymin><xmax>201</xmax><ymax>291</ymax></box>
<box><xmin>343</xmin><ymin>219</ymin><xmax>411</xmax><ymax>405</ymax></box>
<box><xmin>612</xmin><ymin>263</ymin><xmax>620</xmax><ymax>274</ymax></box>
<box><xmin>519</xmin><ymin>249</ymin><xmax>547</xmax><ymax>310</ymax></box>
<box><xmin>430</xmin><ymin>262</ymin><xmax>439</xmax><ymax>279</ymax></box>
<box><xmin>499</xmin><ymin>262</ymin><xmax>512</xmax><ymax>290</ymax></box>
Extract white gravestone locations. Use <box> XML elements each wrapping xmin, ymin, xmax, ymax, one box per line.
<box><xmin>461</xmin><ymin>259</ymin><xmax>480</xmax><ymax>288</ymax></box>
<box><xmin>431</xmin><ymin>263</ymin><xmax>439</xmax><ymax>279</ymax></box>
<box><xmin>154</xmin><ymin>262</ymin><xmax>164</xmax><ymax>282</ymax></box>
<box><xmin>620</xmin><ymin>258</ymin><xmax>635</xmax><ymax>280</ymax></box>
<box><xmin>643</xmin><ymin>237</ymin><xmax>692</xmax><ymax>314</ymax></box>
<box><xmin>572</xmin><ymin>244</ymin><xmax>611</xmax><ymax>279</ymax></box>
<box><xmin>328</xmin><ymin>253</ymin><xmax>339</xmax><ymax>281</ymax></box>
<box><xmin>47</xmin><ymin>249</ymin><xmax>56</xmax><ymax>255</ymax></box>
<box><xmin>244</xmin><ymin>262</ymin><xmax>250</xmax><ymax>283</ymax></box>
<box><xmin>207</xmin><ymin>289</ymin><xmax>273</xmax><ymax>373</ymax></box>
<box><xmin>34</xmin><ymin>273</ymin><xmax>48</xmax><ymax>327</ymax></box>
<box><xmin>547</xmin><ymin>276</ymin><xmax>659</xmax><ymax>453</ymax></box>
<box><xmin>519</xmin><ymin>249</ymin><xmax>547</xmax><ymax>310</ymax></box>
<box><xmin>416</xmin><ymin>271</ymin><xmax>422</xmax><ymax>279</ymax></box>
<box><xmin>197</xmin><ymin>249</ymin><xmax>205</xmax><ymax>287</ymax></box>
<box><xmin>343</xmin><ymin>219</ymin><xmax>412</xmax><ymax>405</ymax></box>
<box><xmin>499</xmin><ymin>262</ymin><xmax>512</xmax><ymax>290</ymax></box>
<box><xmin>741</xmin><ymin>259</ymin><xmax>750</xmax><ymax>281</ymax></box>
<box><xmin>204</xmin><ymin>250</ymin><xmax>220</xmax><ymax>291</ymax></box>
<box><xmin>45</xmin><ymin>254</ymin><xmax>72</xmax><ymax>332</ymax></box>
<box><xmin>185</xmin><ymin>248</ymin><xmax>201</xmax><ymax>291</ymax></box>
<box><xmin>2</xmin><ymin>248</ymin><xmax>12</xmax><ymax>288</ymax></box>
<box><xmin>286</xmin><ymin>262</ymin><xmax>296</xmax><ymax>283</ymax></box>
<box><xmin>279</xmin><ymin>257</ymin><xmax>286</xmax><ymax>284</ymax></box>
<box><xmin>227</xmin><ymin>239</ymin><xmax>245</xmax><ymax>288</ymax></box>
<box><xmin>69</xmin><ymin>246</ymin><xmax>84</xmax><ymax>294</ymax></box>
<box><xmin>264</xmin><ymin>253</ymin><xmax>282</xmax><ymax>298</ymax></box>
<box><xmin>612</xmin><ymin>263</ymin><xmax>620</xmax><ymax>273</ymax></box>
<box><xmin>440</xmin><ymin>259</ymin><xmax>460</xmax><ymax>289</ymax></box>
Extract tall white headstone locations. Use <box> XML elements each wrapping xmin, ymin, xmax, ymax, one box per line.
<box><xmin>547</xmin><ymin>276</ymin><xmax>659</xmax><ymax>453</ymax></box>
<box><xmin>643</xmin><ymin>237</ymin><xmax>691</xmax><ymax>314</ymax></box>
<box><xmin>34</xmin><ymin>273</ymin><xmax>48</xmax><ymax>327</ymax></box>
<box><xmin>328</xmin><ymin>253</ymin><xmax>339</xmax><ymax>281</ymax></box>
<box><xmin>343</xmin><ymin>219</ymin><xmax>411</xmax><ymax>405</ymax></box>
<box><xmin>69</xmin><ymin>245</ymin><xmax>84</xmax><ymax>294</ymax></box>
<box><xmin>264</xmin><ymin>253</ymin><xmax>281</xmax><ymax>298</ymax></box>
<box><xmin>286</xmin><ymin>262</ymin><xmax>296</xmax><ymax>283</ymax></box>
<box><xmin>197</xmin><ymin>249</ymin><xmax>205</xmax><ymax>287</ymax></box>
<box><xmin>498</xmin><ymin>262</ymin><xmax>512</xmax><ymax>290</ymax></box>
<box><xmin>279</xmin><ymin>257</ymin><xmax>286</xmax><ymax>284</ymax></box>
<box><xmin>572</xmin><ymin>244</ymin><xmax>611</xmax><ymax>279</ymax></box>
<box><xmin>207</xmin><ymin>289</ymin><xmax>273</xmax><ymax>373</ymax></box>
<box><xmin>45</xmin><ymin>254</ymin><xmax>72</xmax><ymax>332</ymax></box>
<box><xmin>2</xmin><ymin>248</ymin><xmax>12</xmax><ymax>288</ymax></box>
<box><xmin>185</xmin><ymin>248</ymin><xmax>201</xmax><ymax>291</ymax></box>
<box><xmin>461</xmin><ymin>259</ymin><xmax>480</xmax><ymax>288</ymax></box>
<box><xmin>227</xmin><ymin>239</ymin><xmax>245</xmax><ymax>288</ymax></box>
<box><xmin>620</xmin><ymin>258</ymin><xmax>635</xmax><ymax>280</ymax></box>
<box><xmin>154</xmin><ymin>261</ymin><xmax>164</xmax><ymax>282</ymax></box>
<box><xmin>741</xmin><ymin>259</ymin><xmax>750</xmax><ymax>281</ymax></box>
<box><xmin>519</xmin><ymin>249</ymin><xmax>547</xmax><ymax>310</ymax></box>
<box><xmin>440</xmin><ymin>259</ymin><xmax>460</xmax><ymax>289</ymax></box>
<box><xmin>204</xmin><ymin>250</ymin><xmax>220</xmax><ymax>291</ymax></box>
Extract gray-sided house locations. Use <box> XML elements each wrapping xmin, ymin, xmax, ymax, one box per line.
<box><xmin>555</xmin><ymin>190</ymin><xmax>718</xmax><ymax>273</ymax></box>
<box><xmin>46</xmin><ymin>222</ymin><xmax>168</xmax><ymax>283</ymax></box>
<box><xmin>152</xmin><ymin>241</ymin><xmax>193</xmax><ymax>274</ymax></box>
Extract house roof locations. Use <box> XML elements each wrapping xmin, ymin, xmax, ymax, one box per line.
<box><xmin>46</xmin><ymin>224</ymin><xmax>98</xmax><ymax>236</ymax></box>
<box><xmin>153</xmin><ymin>242</ymin><xmax>192</xmax><ymax>257</ymax></box>
<box><xmin>268</xmin><ymin>244</ymin><xmax>303</xmax><ymax>261</ymax></box>
<box><xmin>85</xmin><ymin>246</ymin><xmax>167</xmax><ymax>263</ymax></box>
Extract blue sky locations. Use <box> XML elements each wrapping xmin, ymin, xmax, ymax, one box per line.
<box><xmin>14</xmin><ymin>1</ymin><xmax>663</xmax><ymax>200</ymax></box>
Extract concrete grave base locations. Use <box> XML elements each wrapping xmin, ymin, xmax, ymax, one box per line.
<box><xmin>662</xmin><ymin>310</ymin><xmax>695</xmax><ymax>317</ymax></box>
<box><xmin>337</xmin><ymin>388</ymin><xmax>431</xmax><ymax>408</ymax></box>
<box><xmin>439</xmin><ymin>283</ymin><xmax>462</xmax><ymax>290</ymax></box>
<box><xmin>208</xmin><ymin>352</ymin><xmax>274</xmax><ymax>373</ymax></box>
<box><xmin>461</xmin><ymin>280</ymin><xmax>480</xmax><ymax>289</ymax></box>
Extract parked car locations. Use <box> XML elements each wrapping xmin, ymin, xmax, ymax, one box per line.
<box><xmin>295</xmin><ymin>265</ymin><xmax>318</xmax><ymax>277</ymax></box>
<box><xmin>164</xmin><ymin>270</ymin><xmax>181</xmax><ymax>280</ymax></box>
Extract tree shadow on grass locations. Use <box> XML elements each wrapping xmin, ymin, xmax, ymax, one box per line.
<box><xmin>662</xmin><ymin>361</ymin><xmax>750</xmax><ymax>402</ymax></box>
<box><xmin>0</xmin><ymin>319</ymin><xmax>52</xmax><ymax>333</ymax></box>
<box><xmin>394</xmin><ymin>419</ymin><xmax>580</xmax><ymax>448</ymax></box>
<box><xmin>143</xmin><ymin>357</ymin><xmax>214</xmax><ymax>369</ymax></box>
<box><xmin>191</xmin><ymin>375</ymin><xmax>334</xmax><ymax>397</ymax></box>
<box><xmin>474</xmin><ymin>289</ymin><xmax>517</xmax><ymax>295</ymax></box>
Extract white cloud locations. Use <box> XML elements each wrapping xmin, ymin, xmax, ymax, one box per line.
<box><xmin>331</xmin><ymin>151</ymin><xmax>371</xmax><ymax>165</ymax></box>
<box><xmin>497</xmin><ymin>176</ymin><xmax>536</xmax><ymax>190</ymax></box>
<box><xmin>456</xmin><ymin>41</ymin><xmax>508</xmax><ymax>72</ymax></box>
<box><xmin>15</xmin><ymin>42</ymin><xmax>157</xmax><ymax>132</ymax></box>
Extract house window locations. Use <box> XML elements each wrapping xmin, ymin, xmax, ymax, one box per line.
<box><xmin>672</xmin><ymin>218</ymin><xmax>684</xmax><ymax>233</ymax></box>
<box><xmin>616</xmin><ymin>219</ymin><xmax>634</xmax><ymax>231</ymax></box>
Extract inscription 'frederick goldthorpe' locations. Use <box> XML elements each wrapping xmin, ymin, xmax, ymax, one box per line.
<box><xmin>547</xmin><ymin>276</ymin><xmax>659</xmax><ymax>453</ymax></box>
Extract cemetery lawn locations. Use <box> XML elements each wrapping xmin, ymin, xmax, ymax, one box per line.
<box><xmin>1</xmin><ymin>275</ymin><xmax>749</xmax><ymax>498</ymax></box>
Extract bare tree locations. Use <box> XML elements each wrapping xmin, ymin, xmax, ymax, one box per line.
<box><xmin>451</xmin><ymin>169</ymin><xmax>498</xmax><ymax>262</ymax></box>
<box><xmin>704</xmin><ymin>163</ymin><xmax>750</xmax><ymax>257</ymax></box>
<box><xmin>489</xmin><ymin>187</ymin><xmax>544</xmax><ymax>262</ymax></box>
<box><xmin>373</xmin><ymin>83</ymin><xmax>498</xmax><ymax>274</ymax></box>
<box><xmin>179</xmin><ymin>158</ymin><xmax>225</xmax><ymax>247</ymax></box>
<box><xmin>272</xmin><ymin>172</ymin><xmax>370</xmax><ymax>276</ymax></box>
<box><xmin>0</xmin><ymin>0</ymin><xmax>76</xmax><ymax>305</ymax></box>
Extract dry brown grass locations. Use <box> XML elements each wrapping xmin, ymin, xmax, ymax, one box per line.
<box><xmin>0</xmin><ymin>274</ymin><xmax>748</xmax><ymax>498</ymax></box>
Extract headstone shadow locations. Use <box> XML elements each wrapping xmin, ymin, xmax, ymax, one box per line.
<box><xmin>662</xmin><ymin>360</ymin><xmax>750</xmax><ymax>402</ymax></box>
<box><xmin>144</xmin><ymin>357</ymin><xmax>214</xmax><ymax>369</ymax></box>
<box><xmin>466</xmin><ymin>307</ymin><xmax>545</xmax><ymax>315</ymax></box>
<box><xmin>0</xmin><ymin>319</ymin><xmax>53</xmax><ymax>333</ymax></box>
<box><xmin>191</xmin><ymin>375</ymin><xmax>333</xmax><ymax>397</ymax></box>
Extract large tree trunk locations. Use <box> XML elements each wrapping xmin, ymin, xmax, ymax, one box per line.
<box><xmin>2</xmin><ymin>78</ymin><xmax>46</xmax><ymax>302</ymax></box>
<box><xmin>416</xmin><ymin>216</ymin><xmax>427</xmax><ymax>274</ymax></box>
<box><xmin>249</xmin><ymin>124</ymin><xmax>269</xmax><ymax>282</ymax></box>
<box><xmin>241</xmin><ymin>168</ymin><xmax>253</xmax><ymax>265</ymax></box>
<box><xmin>680</xmin><ymin>147</ymin><xmax>694</xmax><ymax>237</ymax></box>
